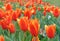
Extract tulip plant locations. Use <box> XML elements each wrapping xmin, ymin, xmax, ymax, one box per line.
<box><xmin>0</xmin><ymin>0</ymin><xmax>60</xmax><ymax>41</ymax></box>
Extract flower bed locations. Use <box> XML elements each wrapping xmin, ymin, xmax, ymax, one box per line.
<box><xmin>0</xmin><ymin>0</ymin><xmax>60</xmax><ymax>41</ymax></box>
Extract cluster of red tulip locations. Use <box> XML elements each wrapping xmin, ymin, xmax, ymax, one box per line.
<box><xmin>0</xmin><ymin>0</ymin><xmax>59</xmax><ymax>41</ymax></box>
<box><xmin>17</xmin><ymin>17</ymin><xmax>40</xmax><ymax>41</ymax></box>
<box><xmin>43</xmin><ymin>5</ymin><xmax>60</xmax><ymax>18</ymax></box>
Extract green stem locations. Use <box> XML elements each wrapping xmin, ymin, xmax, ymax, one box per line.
<box><xmin>8</xmin><ymin>30</ymin><xmax>10</xmax><ymax>37</ymax></box>
<box><xmin>2</xmin><ymin>30</ymin><xmax>4</xmax><ymax>35</ymax></box>
<box><xmin>48</xmin><ymin>38</ymin><xmax>53</xmax><ymax>41</ymax></box>
<box><xmin>23</xmin><ymin>32</ymin><xmax>26</xmax><ymax>41</ymax></box>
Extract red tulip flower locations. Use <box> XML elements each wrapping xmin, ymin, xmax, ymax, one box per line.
<box><xmin>31</xmin><ymin>6</ymin><xmax>36</xmax><ymax>15</ymax></box>
<box><xmin>4</xmin><ymin>14</ymin><xmax>12</xmax><ymax>24</ymax></box>
<box><xmin>24</xmin><ymin>8</ymin><xmax>32</xmax><ymax>19</ymax></box>
<box><xmin>0</xmin><ymin>8</ymin><xmax>5</xmax><ymax>18</ymax></box>
<box><xmin>53</xmin><ymin>8</ymin><xmax>59</xmax><ymax>18</ymax></box>
<box><xmin>17</xmin><ymin>17</ymin><xmax>29</xmax><ymax>32</ymax></box>
<box><xmin>0</xmin><ymin>20</ymin><xmax>8</xmax><ymax>30</ymax></box>
<box><xmin>0</xmin><ymin>35</ymin><xmax>5</xmax><ymax>41</ymax></box>
<box><xmin>5</xmin><ymin>3</ymin><xmax>12</xmax><ymax>11</ymax></box>
<box><xmin>29</xmin><ymin>19</ymin><xmax>40</xmax><ymax>37</ymax></box>
<box><xmin>43</xmin><ymin>11</ymin><xmax>46</xmax><ymax>16</ymax></box>
<box><xmin>25</xmin><ymin>1</ymin><xmax>31</xmax><ymax>8</ymax></box>
<box><xmin>12</xmin><ymin>9</ymin><xmax>21</xmax><ymax>21</ymax></box>
<box><xmin>45</xmin><ymin>24</ymin><xmax>56</xmax><ymax>38</ymax></box>
<box><xmin>8</xmin><ymin>23</ymin><xmax>15</xmax><ymax>33</ymax></box>
<box><xmin>0</xmin><ymin>11</ymin><xmax>13</xmax><ymax>30</ymax></box>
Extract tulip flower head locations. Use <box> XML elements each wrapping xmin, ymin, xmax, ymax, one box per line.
<box><xmin>29</xmin><ymin>19</ymin><xmax>40</xmax><ymax>37</ymax></box>
<box><xmin>17</xmin><ymin>17</ymin><xmax>29</xmax><ymax>32</ymax></box>
<box><xmin>45</xmin><ymin>24</ymin><xmax>56</xmax><ymax>38</ymax></box>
